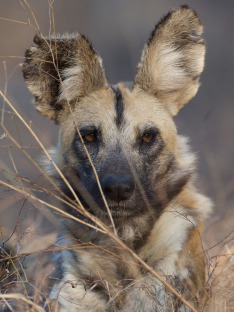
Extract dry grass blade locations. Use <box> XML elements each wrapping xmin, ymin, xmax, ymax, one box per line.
<box><xmin>0</xmin><ymin>17</ymin><xmax>28</xmax><ymax>25</ymax></box>
<box><xmin>1</xmin><ymin>124</ymin><xmax>86</xmax><ymax>211</ymax></box>
<box><xmin>0</xmin><ymin>90</ymin><xmax>81</xmax><ymax>207</ymax></box>
<box><xmin>0</xmin><ymin>179</ymin><xmax>106</xmax><ymax>234</ymax></box>
<box><xmin>0</xmin><ymin>294</ymin><xmax>44</xmax><ymax>312</ymax></box>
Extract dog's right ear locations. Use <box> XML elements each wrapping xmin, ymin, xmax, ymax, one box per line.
<box><xmin>134</xmin><ymin>6</ymin><xmax>205</xmax><ymax>116</ymax></box>
<box><xmin>23</xmin><ymin>34</ymin><xmax>108</xmax><ymax>121</ymax></box>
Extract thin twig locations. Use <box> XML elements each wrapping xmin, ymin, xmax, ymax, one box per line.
<box><xmin>0</xmin><ymin>17</ymin><xmax>28</xmax><ymax>25</ymax></box>
<box><xmin>0</xmin><ymin>90</ymin><xmax>84</xmax><ymax>211</ymax></box>
<box><xmin>0</xmin><ymin>294</ymin><xmax>44</xmax><ymax>312</ymax></box>
<box><xmin>0</xmin><ymin>179</ymin><xmax>106</xmax><ymax>234</ymax></box>
<box><xmin>1</xmin><ymin>124</ymin><xmax>85</xmax><ymax>211</ymax></box>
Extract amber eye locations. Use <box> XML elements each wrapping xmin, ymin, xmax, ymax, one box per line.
<box><xmin>142</xmin><ymin>132</ymin><xmax>155</xmax><ymax>143</ymax></box>
<box><xmin>84</xmin><ymin>133</ymin><xmax>96</xmax><ymax>142</ymax></box>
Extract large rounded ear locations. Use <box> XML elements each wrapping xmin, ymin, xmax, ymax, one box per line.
<box><xmin>134</xmin><ymin>6</ymin><xmax>205</xmax><ymax>116</ymax></box>
<box><xmin>23</xmin><ymin>34</ymin><xmax>108</xmax><ymax>121</ymax></box>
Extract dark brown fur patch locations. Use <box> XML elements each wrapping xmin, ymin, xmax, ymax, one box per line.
<box><xmin>112</xmin><ymin>87</ymin><xmax>124</xmax><ymax>127</ymax></box>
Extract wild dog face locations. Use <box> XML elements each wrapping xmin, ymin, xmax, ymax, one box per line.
<box><xmin>23</xmin><ymin>7</ymin><xmax>205</xmax><ymax>223</ymax></box>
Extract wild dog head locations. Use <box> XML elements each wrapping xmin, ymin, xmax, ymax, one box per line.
<box><xmin>23</xmin><ymin>7</ymin><xmax>205</xmax><ymax>223</ymax></box>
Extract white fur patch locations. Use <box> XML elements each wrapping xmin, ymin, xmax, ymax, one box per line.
<box><xmin>153</xmin><ymin>45</ymin><xmax>187</xmax><ymax>92</ymax></box>
<box><xmin>177</xmin><ymin>135</ymin><xmax>196</xmax><ymax>168</ymax></box>
<box><xmin>50</xmin><ymin>271</ymin><xmax>107</xmax><ymax>312</ymax></box>
<box><xmin>121</xmin><ymin>225</ymin><xmax>136</xmax><ymax>241</ymax></box>
<box><xmin>140</xmin><ymin>203</ymin><xmax>195</xmax><ymax>275</ymax></box>
<box><xmin>58</xmin><ymin>65</ymin><xmax>83</xmax><ymax>102</ymax></box>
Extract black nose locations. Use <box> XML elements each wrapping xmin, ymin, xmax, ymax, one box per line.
<box><xmin>102</xmin><ymin>175</ymin><xmax>135</xmax><ymax>202</ymax></box>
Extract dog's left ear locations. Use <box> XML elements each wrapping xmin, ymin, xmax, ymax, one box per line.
<box><xmin>134</xmin><ymin>6</ymin><xmax>205</xmax><ymax>116</ymax></box>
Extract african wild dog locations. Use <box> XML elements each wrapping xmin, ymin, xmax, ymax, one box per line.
<box><xmin>23</xmin><ymin>6</ymin><xmax>212</xmax><ymax>312</ymax></box>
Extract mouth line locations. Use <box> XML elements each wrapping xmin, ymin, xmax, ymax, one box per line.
<box><xmin>105</xmin><ymin>201</ymin><xmax>133</xmax><ymax>210</ymax></box>
<box><xmin>99</xmin><ymin>202</ymin><xmax>139</xmax><ymax>218</ymax></box>
<box><xmin>103</xmin><ymin>205</ymin><xmax>128</xmax><ymax>215</ymax></box>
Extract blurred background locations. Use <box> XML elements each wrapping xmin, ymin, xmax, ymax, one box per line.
<box><xmin>0</xmin><ymin>0</ymin><xmax>234</xmax><ymax>257</ymax></box>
